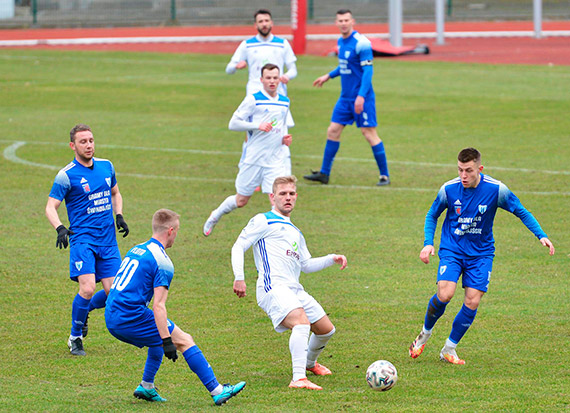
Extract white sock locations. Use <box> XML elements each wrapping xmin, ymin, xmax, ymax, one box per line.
<box><xmin>306</xmin><ymin>327</ymin><xmax>335</xmax><ymax>369</ymax></box>
<box><xmin>210</xmin><ymin>384</ymin><xmax>223</xmax><ymax>396</ymax></box>
<box><xmin>422</xmin><ymin>326</ymin><xmax>432</xmax><ymax>335</ymax></box>
<box><xmin>69</xmin><ymin>335</ymin><xmax>82</xmax><ymax>340</ymax></box>
<box><xmin>289</xmin><ymin>324</ymin><xmax>310</xmax><ymax>381</ymax></box>
<box><xmin>212</xmin><ymin>195</ymin><xmax>238</xmax><ymax>220</ymax></box>
<box><xmin>141</xmin><ymin>381</ymin><xmax>154</xmax><ymax>390</ymax></box>
<box><xmin>445</xmin><ymin>338</ymin><xmax>457</xmax><ymax>349</ymax></box>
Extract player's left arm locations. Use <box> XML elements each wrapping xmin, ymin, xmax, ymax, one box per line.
<box><xmin>499</xmin><ymin>184</ymin><xmax>555</xmax><ymax>255</ymax></box>
<box><xmin>299</xmin><ymin>235</ymin><xmax>347</xmax><ymax>272</ymax></box>
<box><xmin>111</xmin><ymin>184</ymin><xmax>129</xmax><ymax>237</ymax></box>
<box><xmin>281</xmin><ymin>40</ymin><xmax>298</xmax><ymax>84</ymax></box>
<box><xmin>355</xmin><ymin>39</ymin><xmax>374</xmax><ymax>114</ymax></box>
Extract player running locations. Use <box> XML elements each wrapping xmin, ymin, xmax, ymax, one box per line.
<box><xmin>409</xmin><ymin>148</ymin><xmax>555</xmax><ymax>364</ymax></box>
<box><xmin>45</xmin><ymin>124</ymin><xmax>129</xmax><ymax>356</ymax></box>
<box><xmin>304</xmin><ymin>9</ymin><xmax>390</xmax><ymax>186</ymax></box>
<box><xmin>105</xmin><ymin>209</ymin><xmax>246</xmax><ymax>405</ymax></box>
<box><xmin>231</xmin><ymin>176</ymin><xmax>347</xmax><ymax>390</ymax></box>
<box><xmin>203</xmin><ymin>64</ymin><xmax>292</xmax><ymax>236</ymax></box>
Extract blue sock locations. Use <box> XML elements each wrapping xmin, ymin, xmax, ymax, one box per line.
<box><xmin>320</xmin><ymin>140</ymin><xmax>340</xmax><ymax>176</ymax></box>
<box><xmin>371</xmin><ymin>142</ymin><xmax>389</xmax><ymax>177</ymax></box>
<box><xmin>183</xmin><ymin>346</ymin><xmax>220</xmax><ymax>392</ymax></box>
<box><xmin>424</xmin><ymin>294</ymin><xmax>448</xmax><ymax>331</ymax></box>
<box><xmin>143</xmin><ymin>346</ymin><xmax>164</xmax><ymax>383</ymax></box>
<box><xmin>449</xmin><ymin>304</ymin><xmax>477</xmax><ymax>344</ymax></box>
<box><xmin>71</xmin><ymin>294</ymin><xmax>91</xmax><ymax>336</ymax></box>
<box><xmin>88</xmin><ymin>289</ymin><xmax>108</xmax><ymax>311</ymax></box>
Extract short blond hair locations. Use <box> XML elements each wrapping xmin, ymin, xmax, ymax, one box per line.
<box><xmin>272</xmin><ymin>175</ymin><xmax>297</xmax><ymax>193</ymax></box>
<box><xmin>152</xmin><ymin>209</ymin><xmax>180</xmax><ymax>234</ymax></box>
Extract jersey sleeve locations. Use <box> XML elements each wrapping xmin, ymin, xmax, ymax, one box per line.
<box><xmin>498</xmin><ymin>183</ymin><xmax>548</xmax><ymax>239</ymax></box>
<box><xmin>231</xmin><ymin>214</ymin><xmax>268</xmax><ymax>281</ymax></box>
<box><xmin>49</xmin><ymin>169</ymin><xmax>71</xmax><ymax>201</ymax></box>
<box><xmin>153</xmin><ymin>266</ymin><xmax>172</xmax><ymax>289</ymax></box>
<box><xmin>226</xmin><ymin>41</ymin><xmax>247</xmax><ymax>74</ymax></box>
<box><xmin>283</xmin><ymin>39</ymin><xmax>298</xmax><ymax>66</ymax></box>
<box><xmin>356</xmin><ymin>37</ymin><xmax>374</xmax><ymax>97</ymax></box>
<box><xmin>228</xmin><ymin>95</ymin><xmax>258</xmax><ymax>131</ymax></box>
<box><xmin>109</xmin><ymin>161</ymin><xmax>117</xmax><ymax>188</ymax></box>
<box><xmin>424</xmin><ymin>185</ymin><xmax>448</xmax><ymax>246</ymax></box>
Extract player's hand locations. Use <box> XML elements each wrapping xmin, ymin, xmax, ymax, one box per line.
<box><xmin>234</xmin><ymin>280</ymin><xmax>246</xmax><ymax>298</ymax></box>
<box><xmin>259</xmin><ymin>122</ymin><xmax>273</xmax><ymax>132</ymax></box>
<box><xmin>162</xmin><ymin>337</ymin><xmax>178</xmax><ymax>362</ymax></box>
<box><xmin>116</xmin><ymin>214</ymin><xmax>129</xmax><ymax>238</ymax></box>
<box><xmin>333</xmin><ymin>254</ymin><xmax>348</xmax><ymax>270</ymax></box>
<box><xmin>313</xmin><ymin>74</ymin><xmax>330</xmax><ymax>88</ymax></box>
<box><xmin>236</xmin><ymin>60</ymin><xmax>247</xmax><ymax>69</ymax></box>
<box><xmin>540</xmin><ymin>237</ymin><xmax>555</xmax><ymax>255</ymax></box>
<box><xmin>420</xmin><ymin>245</ymin><xmax>435</xmax><ymax>264</ymax></box>
<box><xmin>354</xmin><ymin>96</ymin><xmax>365</xmax><ymax>114</ymax></box>
<box><xmin>55</xmin><ymin>225</ymin><xmax>73</xmax><ymax>249</ymax></box>
<box><xmin>280</xmin><ymin>75</ymin><xmax>290</xmax><ymax>84</ymax></box>
<box><xmin>282</xmin><ymin>134</ymin><xmax>292</xmax><ymax>146</ymax></box>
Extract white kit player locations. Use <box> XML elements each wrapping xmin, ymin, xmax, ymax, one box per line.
<box><xmin>203</xmin><ymin>64</ymin><xmax>292</xmax><ymax>236</ymax></box>
<box><xmin>231</xmin><ymin>176</ymin><xmax>348</xmax><ymax>390</ymax></box>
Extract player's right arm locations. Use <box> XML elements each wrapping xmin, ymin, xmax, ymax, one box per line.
<box><xmin>229</xmin><ymin>95</ymin><xmax>272</xmax><ymax>132</ymax></box>
<box><xmin>45</xmin><ymin>196</ymin><xmax>63</xmax><ymax>230</ymax></box>
<box><xmin>231</xmin><ymin>215</ymin><xmax>267</xmax><ymax>298</ymax></box>
<box><xmin>421</xmin><ymin>186</ymin><xmax>448</xmax><ymax>263</ymax></box>
<box><xmin>225</xmin><ymin>41</ymin><xmax>247</xmax><ymax>74</ymax></box>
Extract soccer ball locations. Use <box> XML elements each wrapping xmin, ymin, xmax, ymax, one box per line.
<box><xmin>366</xmin><ymin>360</ymin><xmax>398</xmax><ymax>391</ymax></box>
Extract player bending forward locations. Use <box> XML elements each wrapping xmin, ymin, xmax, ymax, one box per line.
<box><xmin>409</xmin><ymin>148</ymin><xmax>555</xmax><ymax>365</ymax></box>
<box><xmin>231</xmin><ymin>176</ymin><xmax>347</xmax><ymax>390</ymax></box>
<box><xmin>105</xmin><ymin>209</ymin><xmax>246</xmax><ymax>405</ymax></box>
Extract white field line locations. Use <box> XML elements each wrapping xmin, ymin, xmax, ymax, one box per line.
<box><xmin>1</xmin><ymin>30</ymin><xmax>570</xmax><ymax>47</ymax></box>
<box><xmin>3</xmin><ymin>140</ymin><xmax>569</xmax><ymax>196</ymax></box>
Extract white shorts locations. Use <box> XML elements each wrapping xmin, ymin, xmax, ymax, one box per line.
<box><xmin>257</xmin><ymin>284</ymin><xmax>326</xmax><ymax>333</ymax></box>
<box><xmin>236</xmin><ymin>162</ymin><xmax>290</xmax><ymax>196</ymax></box>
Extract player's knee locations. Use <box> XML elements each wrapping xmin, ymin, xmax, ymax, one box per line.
<box><xmin>173</xmin><ymin>331</ymin><xmax>195</xmax><ymax>350</ymax></box>
<box><xmin>79</xmin><ymin>285</ymin><xmax>96</xmax><ymax>299</ymax></box>
<box><xmin>437</xmin><ymin>291</ymin><xmax>454</xmax><ymax>303</ymax></box>
<box><xmin>236</xmin><ymin>197</ymin><xmax>249</xmax><ymax>208</ymax></box>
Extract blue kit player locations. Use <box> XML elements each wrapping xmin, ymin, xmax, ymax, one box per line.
<box><xmin>409</xmin><ymin>148</ymin><xmax>555</xmax><ymax>364</ymax></box>
<box><xmin>304</xmin><ymin>9</ymin><xmax>390</xmax><ymax>186</ymax></box>
<box><xmin>105</xmin><ymin>209</ymin><xmax>246</xmax><ymax>405</ymax></box>
<box><xmin>45</xmin><ymin>124</ymin><xmax>129</xmax><ymax>356</ymax></box>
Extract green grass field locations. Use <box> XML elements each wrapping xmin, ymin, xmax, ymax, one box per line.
<box><xmin>0</xmin><ymin>50</ymin><xmax>568</xmax><ymax>412</ymax></box>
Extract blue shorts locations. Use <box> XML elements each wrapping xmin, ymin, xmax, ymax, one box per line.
<box><xmin>331</xmin><ymin>97</ymin><xmax>377</xmax><ymax>128</ymax></box>
<box><xmin>437</xmin><ymin>255</ymin><xmax>493</xmax><ymax>292</ymax></box>
<box><xmin>106</xmin><ymin>307</ymin><xmax>176</xmax><ymax>348</ymax></box>
<box><xmin>69</xmin><ymin>243</ymin><xmax>121</xmax><ymax>281</ymax></box>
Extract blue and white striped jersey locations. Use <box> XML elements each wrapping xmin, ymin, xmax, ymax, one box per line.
<box><xmin>229</xmin><ymin>90</ymin><xmax>290</xmax><ymax>167</ymax></box>
<box><xmin>424</xmin><ymin>173</ymin><xmax>548</xmax><ymax>258</ymax></box>
<box><xmin>49</xmin><ymin>157</ymin><xmax>117</xmax><ymax>246</ymax></box>
<box><xmin>105</xmin><ymin>238</ymin><xmax>174</xmax><ymax>327</ymax></box>
<box><xmin>226</xmin><ymin>34</ymin><xmax>297</xmax><ymax>96</ymax></box>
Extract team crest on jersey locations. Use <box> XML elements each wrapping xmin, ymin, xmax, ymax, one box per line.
<box><xmin>439</xmin><ymin>265</ymin><xmax>447</xmax><ymax>275</ymax></box>
<box><xmin>478</xmin><ymin>205</ymin><xmax>487</xmax><ymax>214</ymax></box>
<box><xmin>454</xmin><ymin>199</ymin><xmax>462</xmax><ymax>215</ymax></box>
<box><xmin>344</xmin><ymin>50</ymin><xmax>351</xmax><ymax>58</ymax></box>
<box><xmin>75</xmin><ymin>261</ymin><xmax>83</xmax><ymax>271</ymax></box>
<box><xmin>105</xmin><ymin>177</ymin><xmax>111</xmax><ymax>187</ymax></box>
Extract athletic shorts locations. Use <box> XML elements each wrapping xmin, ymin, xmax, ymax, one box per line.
<box><xmin>257</xmin><ymin>284</ymin><xmax>326</xmax><ymax>333</ymax></box>
<box><xmin>106</xmin><ymin>307</ymin><xmax>176</xmax><ymax>348</ymax></box>
<box><xmin>331</xmin><ymin>96</ymin><xmax>377</xmax><ymax>128</ymax></box>
<box><xmin>236</xmin><ymin>162</ymin><xmax>290</xmax><ymax>196</ymax></box>
<box><xmin>437</xmin><ymin>255</ymin><xmax>494</xmax><ymax>292</ymax></box>
<box><xmin>69</xmin><ymin>243</ymin><xmax>121</xmax><ymax>282</ymax></box>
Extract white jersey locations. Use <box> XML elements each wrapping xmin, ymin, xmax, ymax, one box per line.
<box><xmin>235</xmin><ymin>210</ymin><xmax>311</xmax><ymax>292</ymax></box>
<box><xmin>229</xmin><ymin>90</ymin><xmax>290</xmax><ymax>167</ymax></box>
<box><xmin>226</xmin><ymin>34</ymin><xmax>297</xmax><ymax>96</ymax></box>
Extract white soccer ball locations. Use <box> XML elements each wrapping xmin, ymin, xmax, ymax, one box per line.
<box><xmin>366</xmin><ymin>360</ymin><xmax>398</xmax><ymax>391</ymax></box>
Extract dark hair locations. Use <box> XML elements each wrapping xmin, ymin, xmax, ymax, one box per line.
<box><xmin>457</xmin><ymin>147</ymin><xmax>481</xmax><ymax>163</ymax></box>
<box><xmin>336</xmin><ymin>9</ymin><xmax>352</xmax><ymax>16</ymax></box>
<box><xmin>261</xmin><ymin>63</ymin><xmax>279</xmax><ymax>76</ymax></box>
<box><xmin>70</xmin><ymin>124</ymin><xmax>91</xmax><ymax>142</ymax></box>
<box><xmin>254</xmin><ymin>9</ymin><xmax>272</xmax><ymax>20</ymax></box>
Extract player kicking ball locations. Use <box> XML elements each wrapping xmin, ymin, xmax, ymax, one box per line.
<box><xmin>231</xmin><ymin>176</ymin><xmax>347</xmax><ymax>389</ymax></box>
<box><xmin>409</xmin><ymin>148</ymin><xmax>555</xmax><ymax>364</ymax></box>
<box><xmin>105</xmin><ymin>209</ymin><xmax>246</xmax><ymax>405</ymax></box>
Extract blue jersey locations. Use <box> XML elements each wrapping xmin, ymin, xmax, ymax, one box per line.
<box><xmin>105</xmin><ymin>238</ymin><xmax>174</xmax><ymax>328</ymax></box>
<box><xmin>330</xmin><ymin>31</ymin><xmax>374</xmax><ymax>100</ymax></box>
<box><xmin>49</xmin><ymin>158</ymin><xmax>117</xmax><ymax>246</ymax></box>
<box><xmin>424</xmin><ymin>174</ymin><xmax>548</xmax><ymax>258</ymax></box>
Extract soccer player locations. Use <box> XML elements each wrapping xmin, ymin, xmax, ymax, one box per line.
<box><xmin>105</xmin><ymin>209</ymin><xmax>246</xmax><ymax>405</ymax></box>
<box><xmin>203</xmin><ymin>63</ymin><xmax>292</xmax><ymax>236</ymax></box>
<box><xmin>45</xmin><ymin>124</ymin><xmax>129</xmax><ymax>356</ymax></box>
<box><xmin>231</xmin><ymin>176</ymin><xmax>347</xmax><ymax>390</ymax></box>
<box><xmin>304</xmin><ymin>9</ymin><xmax>390</xmax><ymax>186</ymax></box>
<box><xmin>409</xmin><ymin>148</ymin><xmax>555</xmax><ymax>364</ymax></box>
<box><xmin>226</xmin><ymin>9</ymin><xmax>297</xmax><ymax>98</ymax></box>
